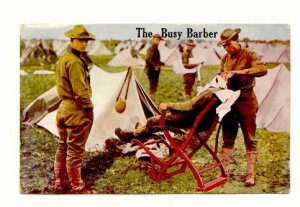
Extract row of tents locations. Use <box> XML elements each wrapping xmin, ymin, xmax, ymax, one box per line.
<box><xmin>22</xmin><ymin>64</ymin><xmax>290</xmax><ymax>152</ymax></box>
<box><xmin>20</xmin><ymin>39</ymin><xmax>113</xmax><ymax>66</ymax></box>
<box><xmin>20</xmin><ymin>39</ymin><xmax>290</xmax><ymax>67</ymax></box>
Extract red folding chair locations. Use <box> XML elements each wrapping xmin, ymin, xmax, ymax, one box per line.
<box><xmin>132</xmin><ymin>97</ymin><xmax>228</xmax><ymax>192</ymax></box>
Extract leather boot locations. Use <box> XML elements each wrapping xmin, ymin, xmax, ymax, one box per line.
<box><xmin>67</xmin><ymin>164</ymin><xmax>91</xmax><ymax>194</ymax></box>
<box><xmin>245</xmin><ymin>150</ymin><xmax>257</xmax><ymax>187</ymax></box>
<box><xmin>115</xmin><ymin>128</ymin><xmax>134</xmax><ymax>142</ymax></box>
<box><xmin>221</xmin><ymin>147</ymin><xmax>234</xmax><ymax>177</ymax></box>
<box><xmin>54</xmin><ymin>161</ymin><xmax>69</xmax><ymax>192</ymax></box>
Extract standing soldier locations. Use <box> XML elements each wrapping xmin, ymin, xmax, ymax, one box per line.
<box><xmin>217</xmin><ymin>28</ymin><xmax>267</xmax><ymax>187</ymax></box>
<box><xmin>182</xmin><ymin>39</ymin><xmax>199</xmax><ymax>100</ymax></box>
<box><xmin>54</xmin><ymin>25</ymin><xmax>95</xmax><ymax>193</ymax></box>
<box><xmin>144</xmin><ymin>34</ymin><xmax>164</xmax><ymax>101</ymax></box>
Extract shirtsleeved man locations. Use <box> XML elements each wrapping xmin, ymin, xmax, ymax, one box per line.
<box><xmin>54</xmin><ymin>25</ymin><xmax>95</xmax><ymax>193</ymax></box>
<box><xmin>144</xmin><ymin>34</ymin><xmax>164</xmax><ymax>101</ymax></box>
<box><xmin>217</xmin><ymin>28</ymin><xmax>267</xmax><ymax>187</ymax></box>
<box><xmin>182</xmin><ymin>39</ymin><xmax>199</xmax><ymax>100</ymax></box>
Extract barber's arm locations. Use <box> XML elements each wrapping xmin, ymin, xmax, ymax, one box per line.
<box><xmin>230</xmin><ymin>52</ymin><xmax>267</xmax><ymax>77</ymax></box>
<box><xmin>247</xmin><ymin>52</ymin><xmax>268</xmax><ymax>77</ymax></box>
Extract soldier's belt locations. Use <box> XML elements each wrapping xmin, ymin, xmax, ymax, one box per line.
<box><xmin>240</xmin><ymin>87</ymin><xmax>253</xmax><ymax>93</ymax></box>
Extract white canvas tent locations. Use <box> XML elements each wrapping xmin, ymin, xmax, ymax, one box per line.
<box><xmin>20</xmin><ymin>40</ymin><xmax>40</xmax><ymax>64</ymax></box>
<box><xmin>107</xmin><ymin>48</ymin><xmax>145</xmax><ymax>67</ymax></box>
<box><xmin>254</xmin><ymin>64</ymin><xmax>290</xmax><ymax>132</ymax></box>
<box><xmin>20</xmin><ymin>46</ymin><xmax>34</xmax><ymax>64</ymax></box>
<box><xmin>212</xmin><ymin>45</ymin><xmax>226</xmax><ymax>59</ymax></box>
<box><xmin>261</xmin><ymin>45</ymin><xmax>290</xmax><ymax>63</ymax></box>
<box><xmin>139</xmin><ymin>43</ymin><xmax>150</xmax><ymax>55</ymax></box>
<box><xmin>87</xmin><ymin>41</ymin><xmax>113</xmax><ymax>56</ymax></box>
<box><xmin>196</xmin><ymin>41</ymin><xmax>213</xmax><ymax>49</ymax></box>
<box><xmin>22</xmin><ymin>65</ymin><xmax>159</xmax><ymax>152</ymax></box>
<box><xmin>134</xmin><ymin>42</ymin><xmax>144</xmax><ymax>51</ymax></box>
<box><xmin>41</xmin><ymin>39</ymin><xmax>53</xmax><ymax>50</ymax></box>
<box><xmin>192</xmin><ymin>45</ymin><xmax>221</xmax><ymax>66</ymax></box>
<box><xmin>52</xmin><ymin>40</ymin><xmax>69</xmax><ymax>57</ymax></box>
<box><xmin>247</xmin><ymin>43</ymin><xmax>270</xmax><ymax>57</ymax></box>
<box><xmin>114</xmin><ymin>41</ymin><xmax>128</xmax><ymax>54</ymax></box>
<box><xmin>158</xmin><ymin>41</ymin><xmax>181</xmax><ymax>66</ymax></box>
<box><xmin>24</xmin><ymin>39</ymin><xmax>36</xmax><ymax>48</ymax></box>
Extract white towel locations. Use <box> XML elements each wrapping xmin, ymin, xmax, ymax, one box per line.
<box><xmin>172</xmin><ymin>59</ymin><xmax>202</xmax><ymax>80</ymax></box>
<box><xmin>197</xmin><ymin>76</ymin><xmax>240</xmax><ymax>121</ymax></box>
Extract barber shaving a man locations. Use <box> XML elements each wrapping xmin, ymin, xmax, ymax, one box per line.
<box><xmin>217</xmin><ymin>28</ymin><xmax>267</xmax><ymax>187</ymax></box>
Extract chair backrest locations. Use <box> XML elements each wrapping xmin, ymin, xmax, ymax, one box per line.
<box><xmin>193</xmin><ymin>97</ymin><xmax>221</xmax><ymax>133</ymax></box>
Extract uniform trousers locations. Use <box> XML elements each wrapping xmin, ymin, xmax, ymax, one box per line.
<box><xmin>55</xmin><ymin>100</ymin><xmax>93</xmax><ymax>166</ymax></box>
<box><xmin>222</xmin><ymin>89</ymin><xmax>258</xmax><ymax>151</ymax></box>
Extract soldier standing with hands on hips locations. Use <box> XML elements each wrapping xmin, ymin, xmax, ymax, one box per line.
<box><xmin>217</xmin><ymin>28</ymin><xmax>267</xmax><ymax>187</ymax></box>
<box><xmin>54</xmin><ymin>25</ymin><xmax>95</xmax><ymax>193</ymax></box>
<box><xmin>144</xmin><ymin>34</ymin><xmax>164</xmax><ymax>101</ymax></box>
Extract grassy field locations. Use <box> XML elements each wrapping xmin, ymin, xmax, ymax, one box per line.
<box><xmin>20</xmin><ymin>56</ymin><xmax>290</xmax><ymax>194</ymax></box>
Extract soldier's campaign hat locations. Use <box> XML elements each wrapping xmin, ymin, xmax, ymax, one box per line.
<box><xmin>185</xmin><ymin>39</ymin><xmax>196</xmax><ymax>47</ymax></box>
<box><xmin>217</xmin><ymin>28</ymin><xmax>241</xmax><ymax>47</ymax></box>
<box><xmin>65</xmin><ymin>25</ymin><xmax>96</xmax><ymax>40</ymax></box>
<box><xmin>152</xmin><ymin>33</ymin><xmax>163</xmax><ymax>40</ymax></box>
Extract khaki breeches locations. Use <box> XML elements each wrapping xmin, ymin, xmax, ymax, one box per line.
<box><xmin>55</xmin><ymin>100</ymin><xmax>93</xmax><ymax>166</ymax></box>
<box><xmin>183</xmin><ymin>73</ymin><xmax>196</xmax><ymax>95</ymax></box>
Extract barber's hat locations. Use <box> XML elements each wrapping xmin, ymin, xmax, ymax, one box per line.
<box><xmin>217</xmin><ymin>28</ymin><xmax>241</xmax><ymax>47</ymax></box>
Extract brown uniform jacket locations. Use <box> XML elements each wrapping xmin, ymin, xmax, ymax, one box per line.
<box><xmin>144</xmin><ymin>44</ymin><xmax>162</xmax><ymax>73</ymax></box>
<box><xmin>219</xmin><ymin>48</ymin><xmax>267</xmax><ymax>90</ymax></box>
<box><xmin>56</xmin><ymin>47</ymin><xmax>93</xmax><ymax>109</ymax></box>
<box><xmin>182</xmin><ymin>50</ymin><xmax>194</xmax><ymax>68</ymax></box>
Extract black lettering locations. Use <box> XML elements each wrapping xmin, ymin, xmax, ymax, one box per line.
<box><xmin>187</xmin><ymin>28</ymin><xmax>193</xmax><ymax>38</ymax></box>
<box><xmin>161</xmin><ymin>28</ymin><xmax>167</xmax><ymax>38</ymax></box>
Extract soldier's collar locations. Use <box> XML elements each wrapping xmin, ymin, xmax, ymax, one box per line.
<box><xmin>70</xmin><ymin>47</ymin><xmax>87</xmax><ymax>56</ymax></box>
<box><xmin>69</xmin><ymin>47</ymin><xmax>93</xmax><ymax>70</ymax></box>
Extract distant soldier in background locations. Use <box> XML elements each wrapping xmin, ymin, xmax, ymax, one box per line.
<box><xmin>217</xmin><ymin>28</ymin><xmax>267</xmax><ymax>187</ymax></box>
<box><xmin>54</xmin><ymin>25</ymin><xmax>95</xmax><ymax>193</ymax></box>
<box><xmin>144</xmin><ymin>34</ymin><xmax>164</xmax><ymax>101</ymax></box>
<box><xmin>182</xmin><ymin>39</ymin><xmax>199</xmax><ymax>100</ymax></box>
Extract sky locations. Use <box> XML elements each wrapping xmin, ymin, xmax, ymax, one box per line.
<box><xmin>20</xmin><ymin>24</ymin><xmax>290</xmax><ymax>41</ymax></box>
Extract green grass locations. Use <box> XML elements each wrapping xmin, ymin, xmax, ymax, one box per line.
<box><xmin>20</xmin><ymin>56</ymin><xmax>290</xmax><ymax>194</ymax></box>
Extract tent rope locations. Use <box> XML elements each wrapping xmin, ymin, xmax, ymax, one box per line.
<box><xmin>116</xmin><ymin>67</ymin><xmax>132</xmax><ymax>101</ymax></box>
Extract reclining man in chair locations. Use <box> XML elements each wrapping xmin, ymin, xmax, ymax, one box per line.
<box><xmin>115</xmin><ymin>72</ymin><xmax>240</xmax><ymax>143</ymax></box>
